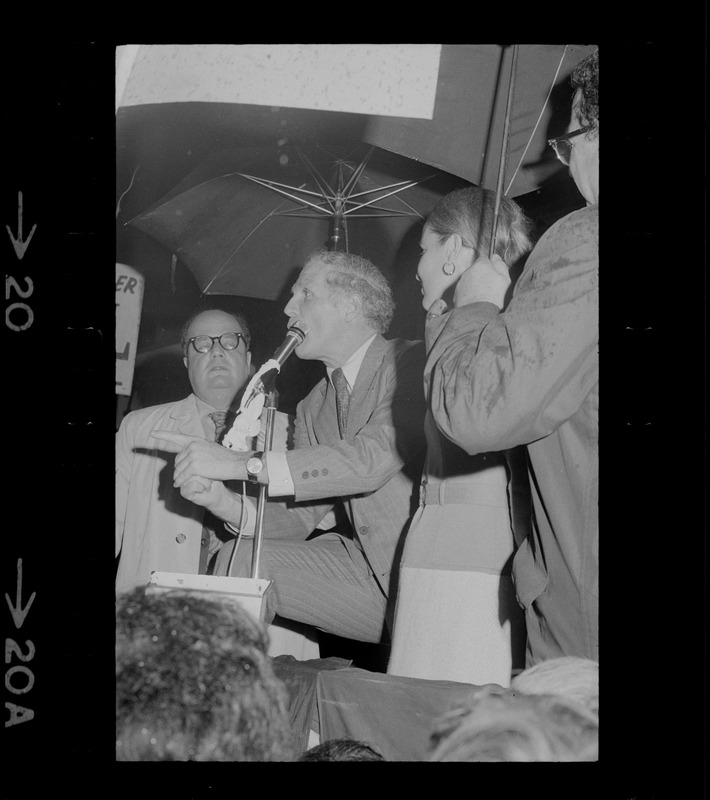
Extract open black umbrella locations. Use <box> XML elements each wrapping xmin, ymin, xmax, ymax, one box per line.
<box><xmin>121</xmin><ymin>44</ymin><xmax>596</xmax><ymax>306</ymax></box>
<box><xmin>129</xmin><ymin>142</ymin><xmax>470</xmax><ymax>302</ymax></box>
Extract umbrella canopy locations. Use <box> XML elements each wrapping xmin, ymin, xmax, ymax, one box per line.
<box><xmin>129</xmin><ymin>143</ymin><xmax>470</xmax><ymax>301</ymax></box>
<box><xmin>364</xmin><ymin>43</ymin><xmax>597</xmax><ymax>196</ymax></box>
<box><xmin>117</xmin><ymin>44</ymin><xmax>595</xmax><ymax>199</ymax></box>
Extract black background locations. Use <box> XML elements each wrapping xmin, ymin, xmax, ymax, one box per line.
<box><xmin>2</xmin><ymin>31</ymin><xmax>705</xmax><ymax>797</ymax></box>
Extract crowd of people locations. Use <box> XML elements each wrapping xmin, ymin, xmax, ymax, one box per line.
<box><xmin>116</xmin><ymin>48</ymin><xmax>599</xmax><ymax>761</ymax></box>
<box><xmin>117</xmin><ymin>588</ymin><xmax>599</xmax><ymax>762</ymax></box>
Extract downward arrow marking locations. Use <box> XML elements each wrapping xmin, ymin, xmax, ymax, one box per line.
<box><xmin>5</xmin><ymin>558</ymin><xmax>36</xmax><ymax>629</ymax></box>
<box><xmin>6</xmin><ymin>191</ymin><xmax>37</xmax><ymax>259</ymax></box>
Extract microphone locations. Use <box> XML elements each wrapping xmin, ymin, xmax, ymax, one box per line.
<box><xmin>254</xmin><ymin>320</ymin><xmax>309</xmax><ymax>393</ymax></box>
<box><xmin>270</xmin><ymin>320</ymin><xmax>309</xmax><ymax>368</ymax></box>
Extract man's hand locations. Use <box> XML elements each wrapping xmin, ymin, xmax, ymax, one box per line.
<box><xmin>454</xmin><ymin>254</ymin><xmax>511</xmax><ymax>310</ymax></box>
<box><xmin>177</xmin><ymin>474</ymin><xmax>247</xmax><ymax>529</ymax></box>
<box><xmin>180</xmin><ymin>475</ymin><xmax>216</xmax><ymax>505</ymax></box>
<box><xmin>151</xmin><ymin>430</ymin><xmax>250</xmax><ymax>485</ymax></box>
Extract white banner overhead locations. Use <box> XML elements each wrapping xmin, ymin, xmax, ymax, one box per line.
<box><xmin>116</xmin><ymin>44</ymin><xmax>442</xmax><ymax>119</ymax></box>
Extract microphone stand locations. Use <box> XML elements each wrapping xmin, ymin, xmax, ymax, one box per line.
<box><xmin>248</xmin><ymin>388</ymin><xmax>278</xmax><ymax>579</ymax></box>
<box><xmin>148</xmin><ymin>389</ymin><xmax>279</xmax><ymax>622</ymax></box>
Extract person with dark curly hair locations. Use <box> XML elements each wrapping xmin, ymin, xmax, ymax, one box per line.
<box><xmin>115</xmin><ymin>587</ymin><xmax>295</xmax><ymax>761</ymax></box>
<box><xmin>423</xmin><ymin>48</ymin><xmax>599</xmax><ymax>666</ymax></box>
<box><xmin>297</xmin><ymin>738</ymin><xmax>386</xmax><ymax>761</ymax></box>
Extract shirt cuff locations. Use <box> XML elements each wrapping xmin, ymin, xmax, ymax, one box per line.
<box><xmin>266</xmin><ymin>450</ymin><xmax>295</xmax><ymax>496</ymax></box>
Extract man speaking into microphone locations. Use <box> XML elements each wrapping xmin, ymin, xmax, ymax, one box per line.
<box><xmin>153</xmin><ymin>249</ymin><xmax>427</xmax><ymax>647</ymax></box>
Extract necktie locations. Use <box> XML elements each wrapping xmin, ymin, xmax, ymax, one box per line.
<box><xmin>331</xmin><ymin>367</ymin><xmax>351</xmax><ymax>438</ymax></box>
<box><xmin>199</xmin><ymin>410</ymin><xmax>229</xmax><ymax>573</ymax></box>
<box><xmin>208</xmin><ymin>410</ymin><xmax>229</xmax><ymax>443</ymax></box>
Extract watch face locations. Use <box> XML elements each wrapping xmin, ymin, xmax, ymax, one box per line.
<box><xmin>247</xmin><ymin>457</ymin><xmax>263</xmax><ymax>475</ymax></box>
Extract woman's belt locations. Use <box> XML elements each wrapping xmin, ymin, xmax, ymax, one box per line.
<box><xmin>420</xmin><ymin>478</ymin><xmax>508</xmax><ymax>508</ymax></box>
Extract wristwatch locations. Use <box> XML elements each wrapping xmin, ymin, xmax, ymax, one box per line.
<box><xmin>245</xmin><ymin>451</ymin><xmax>265</xmax><ymax>484</ymax></box>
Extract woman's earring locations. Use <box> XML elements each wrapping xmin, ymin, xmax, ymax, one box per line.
<box><xmin>442</xmin><ymin>261</ymin><xmax>455</xmax><ymax>276</ymax></box>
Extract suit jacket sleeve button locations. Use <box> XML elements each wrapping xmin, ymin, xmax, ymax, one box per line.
<box><xmin>311</xmin><ymin>469</ymin><xmax>319</xmax><ymax>477</ymax></box>
<box><xmin>302</xmin><ymin>471</ymin><xmax>310</xmax><ymax>479</ymax></box>
<box><xmin>176</xmin><ymin>533</ymin><xmax>187</xmax><ymax>543</ymax></box>
<box><xmin>359</xmin><ymin>526</ymin><xmax>369</xmax><ymax>536</ymax></box>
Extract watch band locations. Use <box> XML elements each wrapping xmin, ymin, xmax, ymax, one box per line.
<box><xmin>246</xmin><ymin>451</ymin><xmax>265</xmax><ymax>484</ymax></box>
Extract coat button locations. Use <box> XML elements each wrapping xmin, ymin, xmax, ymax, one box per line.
<box><xmin>359</xmin><ymin>526</ymin><xmax>369</xmax><ymax>536</ymax></box>
<box><xmin>322</xmin><ymin>468</ymin><xmax>329</xmax><ymax>476</ymax></box>
<box><xmin>176</xmin><ymin>533</ymin><xmax>187</xmax><ymax>543</ymax></box>
<box><xmin>302</xmin><ymin>471</ymin><xmax>310</xmax><ymax>479</ymax></box>
<box><xmin>311</xmin><ymin>469</ymin><xmax>319</xmax><ymax>477</ymax></box>
<box><xmin>200</xmin><ymin>536</ymin><xmax>208</xmax><ymax>547</ymax></box>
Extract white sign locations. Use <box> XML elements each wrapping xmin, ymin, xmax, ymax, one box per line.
<box><xmin>116</xmin><ymin>44</ymin><xmax>441</xmax><ymax>119</ymax></box>
<box><xmin>116</xmin><ymin>263</ymin><xmax>144</xmax><ymax>396</ymax></box>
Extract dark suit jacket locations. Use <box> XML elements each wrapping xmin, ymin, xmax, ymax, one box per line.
<box><xmin>263</xmin><ymin>335</ymin><xmax>427</xmax><ymax>597</ymax></box>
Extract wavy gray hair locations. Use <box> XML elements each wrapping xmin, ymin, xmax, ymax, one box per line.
<box><xmin>304</xmin><ymin>248</ymin><xmax>395</xmax><ymax>334</ymax></box>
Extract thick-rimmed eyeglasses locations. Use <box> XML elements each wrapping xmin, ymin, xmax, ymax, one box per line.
<box><xmin>547</xmin><ymin>126</ymin><xmax>593</xmax><ymax>165</ymax></box>
<box><xmin>185</xmin><ymin>331</ymin><xmax>247</xmax><ymax>354</ymax></box>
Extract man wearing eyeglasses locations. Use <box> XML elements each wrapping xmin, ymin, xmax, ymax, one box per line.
<box><xmin>115</xmin><ymin>308</ymin><xmax>284</xmax><ymax>594</ymax></box>
<box><xmin>423</xmin><ymin>49</ymin><xmax>599</xmax><ymax>667</ymax></box>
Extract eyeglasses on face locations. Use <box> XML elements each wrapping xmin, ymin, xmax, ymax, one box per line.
<box><xmin>547</xmin><ymin>125</ymin><xmax>593</xmax><ymax>165</ymax></box>
<box><xmin>185</xmin><ymin>331</ymin><xmax>247</xmax><ymax>354</ymax></box>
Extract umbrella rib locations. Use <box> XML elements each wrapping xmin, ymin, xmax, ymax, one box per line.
<box><xmin>340</xmin><ymin>210</ymin><xmax>424</xmax><ymax>219</ymax></box>
<box><xmin>294</xmin><ymin>145</ymin><xmax>338</xmax><ymax>213</ymax></box>
<box><xmin>505</xmin><ymin>45</ymin><xmax>569</xmax><ymax>195</ymax></box>
<box><xmin>202</xmin><ymin>202</ymin><xmax>307</xmax><ymax>294</ymax></box>
<box><xmin>238</xmin><ymin>173</ymin><xmax>335</xmax><ymax>216</ymax></box>
<box><xmin>340</xmin><ymin>147</ymin><xmax>375</xmax><ymax>196</ymax></box>
<box><xmin>346</xmin><ymin>178</ymin><xmax>427</xmax><ymax>200</ymax></box>
<box><xmin>341</xmin><ymin>180</ymin><xmax>431</xmax><ymax>216</ymax></box>
<box><xmin>305</xmin><ymin>142</ymin><xmax>373</xmax><ymax>201</ymax></box>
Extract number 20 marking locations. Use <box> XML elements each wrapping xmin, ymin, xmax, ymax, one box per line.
<box><xmin>5</xmin><ymin>276</ymin><xmax>34</xmax><ymax>331</ymax></box>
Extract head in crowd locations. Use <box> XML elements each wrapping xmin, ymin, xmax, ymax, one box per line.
<box><xmin>284</xmin><ymin>248</ymin><xmax>395</xmax><ymax>368</ymax></box>
<box><xmin>416</xmin><ymin>187</ymin><xmax>533</xmax><ymax>311</ymax></box>
<box><xmin>563</xmin><ymin>47</ymin><xmax>599</xmax><ymax>205</ymax></box>
<box><xmin>115</xmin><ymin>587</ymin><xmax>295</xmax><ymax>761</ymax></box>
<box><xmin>428</xmin><ymin>686</ymin><xmax>599</xmax><ymax>762</ymax></box>
<box><xmin>570</xmin><ymin>48</ymin><xmax>599</xmax><ymax>132</ymax></box>
<box><xmin>297</xmin><ymin>737</ymin><xmax>387</xmax><ymax>762</ymax></box>
<box><xmin>511</xmin><ymin>656</ymin><xmax>599</xmax><ymax>715</ymax></box>
<box><xmin>180</xmin><ymin>308</ymin><xmax>252</xmax><ymax>409</ymax></box>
